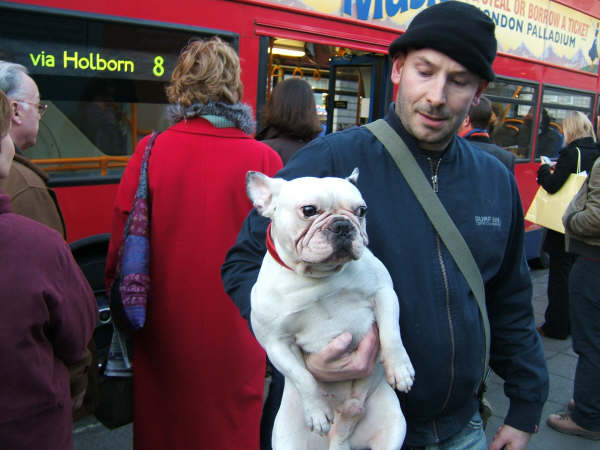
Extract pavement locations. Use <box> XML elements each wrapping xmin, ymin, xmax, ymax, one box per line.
<box><xmin>74</xmin><ymin>267</ymin><xmax>597</xmax><ymax>449</ymax></box>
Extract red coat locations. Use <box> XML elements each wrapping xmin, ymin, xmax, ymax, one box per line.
<box><xmin>105</xmin><ymin>118</ymin><xmax>282</xmax><ymax>450</ymax></box>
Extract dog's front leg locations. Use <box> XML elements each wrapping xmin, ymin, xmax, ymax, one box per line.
<box><xmin>373</xmin><ymin>287</ymin><xmax>415</xmax><ymax>393</ymax></box>
<box><xmin>266</xmin><ymin>338</ymin><xmax>334</xmax><ymax>434</ymax></box>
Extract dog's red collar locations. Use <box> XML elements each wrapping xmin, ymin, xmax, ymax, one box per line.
<box><xmin>266</xmin><ymin>223</ymin><xmax>293</xmax><ymax>271</ymax></box>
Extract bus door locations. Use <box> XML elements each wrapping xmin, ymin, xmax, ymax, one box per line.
<box><xmin>326</xmin><ymin>54</ymin><xmax>389</xmax><ymax>134</ymax></box>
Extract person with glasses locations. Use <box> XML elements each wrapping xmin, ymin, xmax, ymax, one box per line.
<box><xmin>0</xmin><ymin>61</ymin><xmax>66</xmax><ymax>239</ymax></box>
<box><xmin>16</xmin><ymin>99</ymin><xmax>48</xmax><ymax>116</ymax></box>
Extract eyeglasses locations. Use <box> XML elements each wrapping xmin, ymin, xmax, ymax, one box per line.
<box><xmin>15</xmin><ymin>100</ymin><xmax>48</xmax><ymax>117</ymax></box>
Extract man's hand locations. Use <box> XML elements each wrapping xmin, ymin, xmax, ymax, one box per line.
<box><xmin>305</xmin><ymin>324</ymin><xmax>379</xmax><ymax>382</ymax></box>
<box><xmin>489</xmin><ymin>424</ymin><xmax>531</xmax><ymax>450</ymax></box>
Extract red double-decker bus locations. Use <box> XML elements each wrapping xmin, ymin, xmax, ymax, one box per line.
<box><xmin>2</xmin><ymin>0</ymin><xmax>600</xmax><ymax>264</ymax></box>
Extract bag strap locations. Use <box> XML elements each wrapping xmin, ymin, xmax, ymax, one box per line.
<box><xmin>365</xmin><ymin>119</ymin><xmax>490</xmax><ymax>390</ymax></box>
<box><xmin>121</xmin><ymin>131</ymin><xmax>160</xmax><ymax>240</ymax></box>
<box><xmin>575</xmin><ymin>146</ymin><xmax>581</xmax><ymax>173</ymax></box>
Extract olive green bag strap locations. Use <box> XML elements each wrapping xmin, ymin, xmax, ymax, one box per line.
<box><xmin>365</xmin><ymin>119</ymin><xmax>490</xmax><ymax>391</ymax></box>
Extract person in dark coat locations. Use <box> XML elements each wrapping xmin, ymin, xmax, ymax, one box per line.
<box><xmin>223</xmin><ymin>3</ymin><xmax>548</xmax><ymax>449</ymax></box>
<box><xmin>256</xmin><ymin>77</ymin><xmax>322</xmax><ymax>165</ymax></box>
<box><xmin>534</xmin><ymin>108</ymin><xmax>564</xmax><ymax>159</ymax></box>
<box><xmin>537</xmin><ymin>111</ymin><xmax>600</xmax><ymax>339</ymax></box>
<box><xmin>0</xmin><ymin>89</ymin><xmax>98</xmax><ymax>450</ymax></box>
<box><xmin>459</xmin><ymin>95</ymin><xmax>515</xmax><ymax>172</ymax></box>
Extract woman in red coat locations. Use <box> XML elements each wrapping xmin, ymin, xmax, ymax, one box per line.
<box><xmin>105</xmin><ymin>37</ymin><xmax>282</xmax><ymax>449</ymax></box>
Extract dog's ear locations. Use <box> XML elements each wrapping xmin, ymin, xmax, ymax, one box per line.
<box><xmin>246</xmin><ymin>171</ymin><xmax>284</xmax><ymax>218</ymax></box>
<box><xmin>346</xmin><ymin>167</ymin><xmax>359</xmax><ymax>186</ymax></box>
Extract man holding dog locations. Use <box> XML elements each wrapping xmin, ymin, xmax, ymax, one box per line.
<box><xmin>222</xmin><ymin>2</ymin><xmax>548</xmax><ymax>449</ymax></box>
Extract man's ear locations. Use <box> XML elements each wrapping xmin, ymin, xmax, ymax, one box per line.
<box><xmin>459</xmin><ymin>115</ymin><xmax>471</xmax><ymax>134</ymax></box>
<box><xmin>11</xmin><ymin>101</ymin><xmax>22</xmax><ymax>125</ymax></box>
<box><xmin>390</xmin><ymin>54</ymin><xmax>406</xmax><ymax>85</ymax></box>
<box><xmin>246</xmin><ymin>171</ymin><xmax>285</xmax><ymax>219</ymax></box>
<box><xmin>473</xmin><ymin>80</ymin><xmax>489</xmax><ymax>106</ymax></box>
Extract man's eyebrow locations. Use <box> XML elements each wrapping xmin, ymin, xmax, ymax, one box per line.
<box><xmin>412</xmin><ymin>54</ymin><xmax>473</xmax><ymax>78</ymax></box>
<box><xmin>413</xmin><ymin>55</ymin><xmax>433</xmax><ymax>66</ymax></box>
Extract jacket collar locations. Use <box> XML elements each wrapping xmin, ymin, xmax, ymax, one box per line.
<box><xmin>169</xmin><ymin>117</ymin><xmax>254</xmax><ymax>139</ymax></box>
<box><xmin>12</xmin><ymin>152</ymin><xmax>50</xmax><ymax>182</ymax></box>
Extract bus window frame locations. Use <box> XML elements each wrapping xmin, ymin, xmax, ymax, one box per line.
<box><xmin>1</xmin><ymin>2</ymin><xmax>240</xmax><ymax>185</ymax></box>
<box><xmin>540</xmin><ymin>83</ymin><xmax>595</xmax><ymax>122</ymax></box>
<box><xmin>484</xmin><ymin>75</ymin><xmax>539</xmax><ymax>163</ymax></box>
<box><xmin>537</xmin><ymin>83</ymin><xmax>595</xmax><ymax>161</ymax></box>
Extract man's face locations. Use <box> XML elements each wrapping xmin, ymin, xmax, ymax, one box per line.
<box><xmin>9</xmin><ymin>74</ymin><xmax>42</xmax><ymax>150</ymax></box>
<box><xmin>391</xmin><ymin>48</ymin><xmax>487</xmax><ymax>151</ymax></box>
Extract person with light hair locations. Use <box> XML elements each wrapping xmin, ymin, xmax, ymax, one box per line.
<box><xmin>537</xmin><ymin>110</ymin><xmax>600</xmax><ymax>341</ymax></box>
<box><xmin>562</xmin><ymin>111</ymin><xmax>596</xmax><ymax>145</ymax></box>
<box><xmin>104</xmin><ymin>37</ymin><xmax>282</xmax><ymax>450</ymax></box>
<box><xmin>0</xmin><ymin>61</ymin><xmax>65</xmax><ymax>238</ymax></box>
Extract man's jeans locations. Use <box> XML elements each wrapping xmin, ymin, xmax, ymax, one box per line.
<box><xmin>404</xmin><ymin>411</ymin><xmax>487</xmax><ymax>450</ymax></box>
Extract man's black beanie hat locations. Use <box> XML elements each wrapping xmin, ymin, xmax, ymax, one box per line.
<box><xmin>388</xmin><ymin>1</ymin><xmax>497</xmax><ymax>81</ymax></box>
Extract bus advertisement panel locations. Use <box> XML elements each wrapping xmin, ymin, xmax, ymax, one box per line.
<box><xmin>265</xmin><ymin>0</ymin><xmax>600</xmax><ymax>73</ymax></box>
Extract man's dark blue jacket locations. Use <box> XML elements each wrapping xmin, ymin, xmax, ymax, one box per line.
<box><xmin>222</xmin><ymin>106</ymin><xmax>549</xmax><ymax>447</ymax></box>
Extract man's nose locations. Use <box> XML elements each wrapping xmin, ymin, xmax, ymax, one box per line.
<box><xmin>426</xmin><ymin>76</ymin><xmax>447</xmax><ymax>106</ymax></box>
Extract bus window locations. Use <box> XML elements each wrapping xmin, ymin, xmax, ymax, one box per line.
<box><xmin>261</xmin><ymin>38</ymin><xmax>390</xmax><ymax>136</ymax></box>
<box><xmin>538</xmin><ymin>86</ymin><xmax>594</xmax><ymax>159</ymax></box>
<box><xmin>484</xmin><ymin>79</ymin><xmax>537</xmax><ymax>161</ymax></box>
<box><xmin>0</xmin><ymin>6</ymin><xmax>237</xmax><ymax>180</ymax></box>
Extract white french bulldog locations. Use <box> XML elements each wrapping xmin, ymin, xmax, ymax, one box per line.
<box><xmin>247</xmin><ymin>169</ymin><xmax>415</xmax><ymax>450</ymax></box>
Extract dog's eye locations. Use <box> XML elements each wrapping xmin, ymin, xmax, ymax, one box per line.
<box><xmin>356</xmin><ymin>206</ymin><xmax>367</xmax><ymax>218</ymax></box>
<box><xmin>302</xmin><ymin>205</ymin><xmax>318</xmax><ymax>217</ymax></box>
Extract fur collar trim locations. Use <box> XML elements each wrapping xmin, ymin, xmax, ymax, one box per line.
<box><xmin>167</xmin><ymin>101</ymin><xmax>255</xmax><ymax>135</ymax></box>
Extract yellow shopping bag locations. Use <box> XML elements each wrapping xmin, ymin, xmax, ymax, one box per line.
<box><xmin>526</xmin><ymin>148</ymin><xmax>587</xmax><ymax>233</ymax></box>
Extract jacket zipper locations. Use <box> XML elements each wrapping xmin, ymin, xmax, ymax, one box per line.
<box><xmin>428</xmin><ymin>157</ymin><xmax>442</xmax><ymax>192</ymax></box>
<box><xmin>427</xmin><ymin>156</ymin><xmax>455</xmax><ymax>442</ymax></box>
<box><xmin>436</xmin><ymin>234</ymin><xmax>455</xmax><ymax>410</ymax></box>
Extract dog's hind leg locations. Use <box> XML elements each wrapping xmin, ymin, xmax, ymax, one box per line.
<box><xmin>328</xmin><ymin>368</ymin><xmax>383</xmax><ymax>450</ymax></box>
<box><xmin>354</xmin><ymin>382</ymin><xmax>406</xmax><ymax>450</ymax></box>
<box><xmin>328</xmin><ymin>398</ymin><xmax>365</xmax><ymax>450</ymax></box>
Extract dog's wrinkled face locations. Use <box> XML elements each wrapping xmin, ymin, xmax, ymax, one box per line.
<box><xmin>247</xmin><ymin>169</ymin><xmax>368</xmax><ymax>271</ymax></box>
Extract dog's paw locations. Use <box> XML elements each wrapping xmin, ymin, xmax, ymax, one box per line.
<box><xmin>304</xmin><ymin>401</ymin><xmax>333</xmax><ymax>435</ymax></box>
<box><xmin>383</xmin><ymin>350</ymin><xmax>415</xmax><ymax>393</ymax></box>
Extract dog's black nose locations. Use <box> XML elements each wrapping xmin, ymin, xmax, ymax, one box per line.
<box><xmin>329</xmin><ymin>219</ymin><xmax>352</xmax><ymax>236</ymax></box>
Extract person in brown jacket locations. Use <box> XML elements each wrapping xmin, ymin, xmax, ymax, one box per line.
<box><xmin>0</xmin><ymin>89</ymin><xmax>98</xmax><ymax>450</ymax></box>
<box><xmin>0</xmin><ymin>61</ymin><xmax>65</xmax><ymax>238</ymax></box>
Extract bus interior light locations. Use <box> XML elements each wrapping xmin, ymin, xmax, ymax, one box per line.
<box><xmin>270</xmin><ymin>45</ymin><xmax>305</xmax><ymax>57</ymax></box>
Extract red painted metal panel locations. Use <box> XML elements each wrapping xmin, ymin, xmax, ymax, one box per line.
<box><xmin>53</xmin><ymin>183</ymin><xmax>119</xmax><ymax>243</ymax></box>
